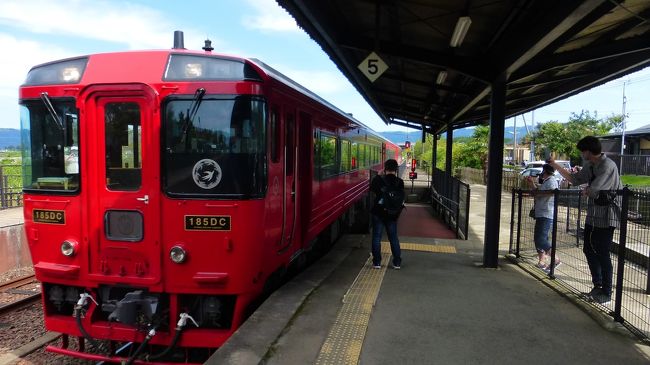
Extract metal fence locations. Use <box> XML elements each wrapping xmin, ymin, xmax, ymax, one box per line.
<box><xmin>431</xmin><ymin>168</ymin><xmax>470</xmax><ymax>240</ymax></box>
<box><xmin>509</xmin><ymin>187</ymin><xmax>650</xmax><ymax>340</ymax></box>
<box><xmin>609</xmin><ymin>154</ymin><xmax>650</xmax><ymax>176</ymax></box>
<box><xmin>0</xmin><ymin>165</ymin><xmax>22</xmax><ymax>209</ymax></box>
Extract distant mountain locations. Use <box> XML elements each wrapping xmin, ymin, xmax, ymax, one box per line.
<box><xmin>0</xmin><ymin>128</ymin><xmax>20</xmax><ymax>149</ymax></box>
<box><xmin>379</xmin><ymin>126</ymin><xmax>529</xmax><ymax>145</ymax></box>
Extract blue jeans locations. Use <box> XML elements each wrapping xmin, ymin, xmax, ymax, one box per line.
<box><xmin>371</xmin><ymin>214</ymin><xmax>401</xmax><ymax>266</ymax></box>
<box><xmin>583</xmin><ymin>225</ymin><xmax>614</xmax><ymax>296</ymax></box>
<box><xmin>534</xmin><ymin>217</ymin><xmax>553</xmax><ymax>253</ymax></box>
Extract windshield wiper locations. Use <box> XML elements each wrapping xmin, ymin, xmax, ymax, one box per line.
<box><xmin>181</xmin><ymin>88</ymin><xmax>206</xmax><ymax>143</ymax></box>
<box><xmin>39</xmin><ymin>92</ymin><xmax>64</xmax><ymax>131</ymax></box>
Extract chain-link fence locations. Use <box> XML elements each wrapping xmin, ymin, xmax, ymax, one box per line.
<box><xmin>510</xmin><ymin>187</ymin><xmax>650</xmax><ymax>339</ymax></box>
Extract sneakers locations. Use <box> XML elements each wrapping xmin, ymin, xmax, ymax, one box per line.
<box><xmin>536</xmin><ymin>263</ymin><xmax>548</xmax><ymax>270</ymax></box>
<box><xmin>593</xmin><ymin>292</ymin><xmax>612</xmax><ymax>305</ymax></box>
<box><xmin>588</xmin><ymin>286</ymin><xmax>602</xmax><ymax>298</ymax></box>
<box><xmin>552</xmin><ymin>260</ymin><xmax>562</xmax><ymax>269</ymax></box>
<box><xmin>372</xmin><ymin>264</ymin><xmax>381</xmax><ymax>269</ymax></box>
<box><xmin>587</xmin><ymin>286</ymin><xmax>611</xmax><ymax>305</ymax></box>
<box><xmin>392</xmin><ymin>265</ymin><xmax>401</xmax><ymax>270</ymax></box>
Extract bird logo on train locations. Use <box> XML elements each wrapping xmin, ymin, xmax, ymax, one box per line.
<box><xmin>192</xmin><ymin>159</ymin><xmax>222</xmax><ymax>189</ymax></box>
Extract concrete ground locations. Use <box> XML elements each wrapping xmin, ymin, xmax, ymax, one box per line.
<box><xmin>208</xmin><ymin>172</ymin><xmax>650</xmax><ymax>364</ymax></box>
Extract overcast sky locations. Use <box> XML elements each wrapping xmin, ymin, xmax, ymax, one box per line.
<box><xmin>1</xmin><ymin>0</ymin><xmax>648</xmax><ymax>134</ymax></box>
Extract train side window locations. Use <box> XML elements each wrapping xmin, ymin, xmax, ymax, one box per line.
<box><xmin>319</xmin><ymin>133</ymin><xmax>338</xmax><ymax>179</ymax></box>
<box><xmin>340</xmin><ymin>140</ymin><xmax>351</xmax><ymax>172</ymax></box>
<box><xmin>270</xmin><ymin>107</ymin><xmax>279</xmax><ymax>163</ymax></box>
<box><xmin>105</xmin><ymin>102</ymin><xmax>142</xmax><ymax>191</ymax></box>
<box><xmin>351</xmin><ymin>142</ymin><xmax>358</xmax><ymax>170</ymax></box>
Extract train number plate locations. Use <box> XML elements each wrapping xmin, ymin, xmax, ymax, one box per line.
<box><xmin>33</xmin><ymin>209</ymin><xmax>66</xmax><ymax>224</ymax></box>
<box><xmin>184</xmin><ymin>215</ymin><xmax>231</xmax><ymax>231</ymax></box>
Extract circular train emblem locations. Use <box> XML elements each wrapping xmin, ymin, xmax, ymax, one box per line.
<box><xmin>192</xmin><ymin>159</ymin><xmax>222</xmax><ymax>189</ymax></box>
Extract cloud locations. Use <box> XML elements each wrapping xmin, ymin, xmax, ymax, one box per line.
<box><xmin>0</xmin><ymin>0</ymin><xmax>181</xmax><ymax>49</ymax></box>
<box><xmin>278</xmin><ymin>67</ymin><xmax>348</xmax><ymax>95</ymax></box>
<box><xmin>0</xmin><ymin>34</ymin><xmax>73</xmax><ymax>86</ymax></box>
<box><xmin>0</xmin><ymin>33</ymin><xmax>76</xmax><ymax>128</ymax></box>
<box><xmin>241</xmin><ymin>0</ymin><xmax>300</xmax><ymax>32</ymax></box>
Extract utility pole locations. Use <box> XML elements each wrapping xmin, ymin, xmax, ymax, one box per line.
<box><xmin>513</xmin><ymin>115</ymin><xmax>517</xmax><ymax>164</ymax></box>
<box><xmin>620</xmin><ymin>80</ymin><xmax>627</xmax><ymax>174</ymax></box>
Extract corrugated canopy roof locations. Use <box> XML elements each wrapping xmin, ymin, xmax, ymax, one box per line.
<box><xmin>277</xmin><ymin>0</ymin><xmax>650</xmax><ymax>133</ymax></box>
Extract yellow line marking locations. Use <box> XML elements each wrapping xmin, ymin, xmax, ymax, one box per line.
<box><xmin>315</xmin><ymin>252</ymin><xmax>390</xmax><ymax>365</ymax></box>
<box><xmin>315</xmin><ymin>242</ymin><xmax>455</xmax><ymax>364</ymax></box>
<box><xmin>381</xmin><ymin>242</ymin><xmax>457</xmax><ymax>254</ymax></box>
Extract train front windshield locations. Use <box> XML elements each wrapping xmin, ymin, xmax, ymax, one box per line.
<box><xmin>20</xmin><ymin>98</ymin><xmax>80</xmax><ymax>192</ymax></box>
<box><xmin>163</xmin><ymin>95</ymin><xmax>267</xmax><ymax>198</ymax></box>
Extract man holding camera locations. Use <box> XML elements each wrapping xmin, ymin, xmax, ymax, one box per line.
<box><xmin>547</xmin><ymin>136</ymin><xmax>622</xmax><ymax>305</ymax></box>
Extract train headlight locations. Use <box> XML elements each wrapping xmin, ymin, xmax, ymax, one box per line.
<box><xmin>24</xmin><ymin>57</ymin><xmax>88</xmax><ymax>85</ymax></box>
<box><xmin>170</xmin><ymin>245</ymin><xmax>187</xmax><ymax>264</ymax></box>
<box><xmin>61</xmin><ymin>67</ymin><xmax>81</xmax><ymax>82</ymax></box>
<box><xmin>61</xmin><ymin>240</ymin><xmax>78</xmax><ymax>257</ymax></box>
<box><xmin>185</xmin><ymin>63</ymin><xmax>203</xmax><ymax>78</ymax></box>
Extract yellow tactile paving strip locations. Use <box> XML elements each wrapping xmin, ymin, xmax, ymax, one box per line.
<box><xmin>383</xmin><ymin>241</ymin><xmax>457</xmax><ymax>254</ymax></box>
<box><xmin>315</xmin><ymin>242</ymin><xmax>456</xmax><ymax>365</ymax></box>
<box><xmin>315</xmin><ymin>252</ymin><xmax>390</xmax><ymax>365</ymax></box>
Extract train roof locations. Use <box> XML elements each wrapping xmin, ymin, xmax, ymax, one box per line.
<box><xmin>22</xmin><ymin>48</ymin><xmax>397</xmax><ymax>147</ymax></box>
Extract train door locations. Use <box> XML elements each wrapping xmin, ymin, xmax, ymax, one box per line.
<box><xmin>85</xmin><ymin>86</ymin><xmax>161</xmax><ymax>284</ymax></box>
<box><xmin>281</xmin><ymin>112</ymin><xmax>297</xmax><ymax>251</ymax></box>
<box><xmin>297</xmin><ymin>112</ymin><xmax>312</xmax><ymax>243</ymax></box>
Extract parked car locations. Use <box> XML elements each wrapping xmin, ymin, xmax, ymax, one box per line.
<box><xmin>519</xmin><ymin>167</ymin><xmax>543</xmax><ymax>178</ymax></box>
<box><xmin>519</xmin><ymin>166</ymin><xmax>568</xmax><ymax>188</ymax></box>
<box><xmin>526</xmin><ymin>160</ymin><xmax>572</xmax><ymax>172</ymax></box>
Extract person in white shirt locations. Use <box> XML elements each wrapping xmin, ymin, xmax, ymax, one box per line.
<box><xmin>527</xmin><ymin>164</ymin><xmax>560</xmax><ymax>271</ymax></box>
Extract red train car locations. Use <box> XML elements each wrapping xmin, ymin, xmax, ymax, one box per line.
<box><xmin>19</xmin><ymin>32</ymin><xmax>401</xmax><ymax>364</ymax></box>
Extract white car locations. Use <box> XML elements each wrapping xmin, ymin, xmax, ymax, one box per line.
<box><xmin>519</xmin><ymin>166</ymin><xmax>565</xmax><ymax>186</ymax></box>
<box><xmin>519</xmin><ymin>167</ymin><xmax>543</xmax><ymax>178</ymax></box>
<box><xmin>526</xmin><ymin>160</ymin><xmax>571</xmax><ymax>172</ymax></box>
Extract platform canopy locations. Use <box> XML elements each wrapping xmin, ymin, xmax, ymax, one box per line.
<box><xmin>277</xmin><ymin>0</ymin><xmax>650</xmax><ymax>133</ymax></box>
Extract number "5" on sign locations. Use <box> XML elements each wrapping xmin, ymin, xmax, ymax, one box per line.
<box><xmin>358</xmin><ymin>52</ymin><xmax>388</xmax><ymax>82</ymax></box>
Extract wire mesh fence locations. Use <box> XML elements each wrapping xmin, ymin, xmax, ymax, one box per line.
<box><xmin>510</xmin><ymin>187</ymin><xmax>650</xmax><ymax>340</ymax></box>
<box><xmin>0</xmin><ymin>165</ymin><xmax>22</xmax><ymax>209</ymax></box>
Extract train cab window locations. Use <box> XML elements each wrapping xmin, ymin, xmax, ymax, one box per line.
<box><xmin>285</xmin><ymin>113</ymin><xmax>295</xmax><ymax>176</ymax></box>
<box><xmin>163</xmin><ymin>95</ymin><xmax>267</xmax><ymax>198</ymax></box>
<box><xmin>270</xmin><ymin>107</ymin><xmax>280</xmax><ymax>163</ymax></box>
<box><xmin>105</xmin><ymin>103</ymin><xmax>142</xmax><ymax>191</ymax></box>
<box><xmin>20</xmin><ymin>98</ymin><xmax>80</xmax><ymax>193</ymax></box>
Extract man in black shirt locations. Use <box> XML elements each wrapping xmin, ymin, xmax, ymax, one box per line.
<box><xmin>370</xmin><ymin>159</ymin><xmax>404</xmax><ymax>269</ymax></box>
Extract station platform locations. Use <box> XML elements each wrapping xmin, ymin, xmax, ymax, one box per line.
<box><xmin>208</xmin><ymin>172</ymin><xmax>650</xmax><ymax>365</ymax></box>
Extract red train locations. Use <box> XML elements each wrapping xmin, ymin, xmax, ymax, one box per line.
<box><xmin>19</xmin><ymin>31</ymin><xmax>401</xmax><ymax>364</ymax></box>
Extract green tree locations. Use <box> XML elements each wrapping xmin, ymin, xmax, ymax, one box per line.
<box><xmin>529</xmin><ymin>110</ymin><xmax>622</xmax><ymax>163</ymax></box>
<box><xmin>412</xmin><ymin>134</ymin><xmax>446</xmax><ymax>171</ymax></box>
<box><xmin>453</xmin><ymin>125</ymin><xmax>489</xmax><ymax>169</ymax></box>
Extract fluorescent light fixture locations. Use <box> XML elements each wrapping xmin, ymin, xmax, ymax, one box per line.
<box><xmin>436</xmin><ymin>70</ymin><xmax>447</xmax><ymax>85</ymax></box>
<box><xmin>450</xmin><ymin>16</ymin><xmax>472</xmax><ymax>47</ymax></box>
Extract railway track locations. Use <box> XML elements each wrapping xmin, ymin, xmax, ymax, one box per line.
<box><xmin>0</xmin><ymin>274</ymin><xmax>41</xmax><ymax>315</ymax></box>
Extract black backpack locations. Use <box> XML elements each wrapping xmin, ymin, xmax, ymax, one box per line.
<box><xmin>379</xmin><ymin>175</ymin><xmax>405</xmax><ymax>218</ymax></box>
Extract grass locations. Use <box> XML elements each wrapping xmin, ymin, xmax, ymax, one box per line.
<box><xmin>621</xmin><ymin>175</ymin><xmax>650</xmax><ymax>187</ymax></box>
